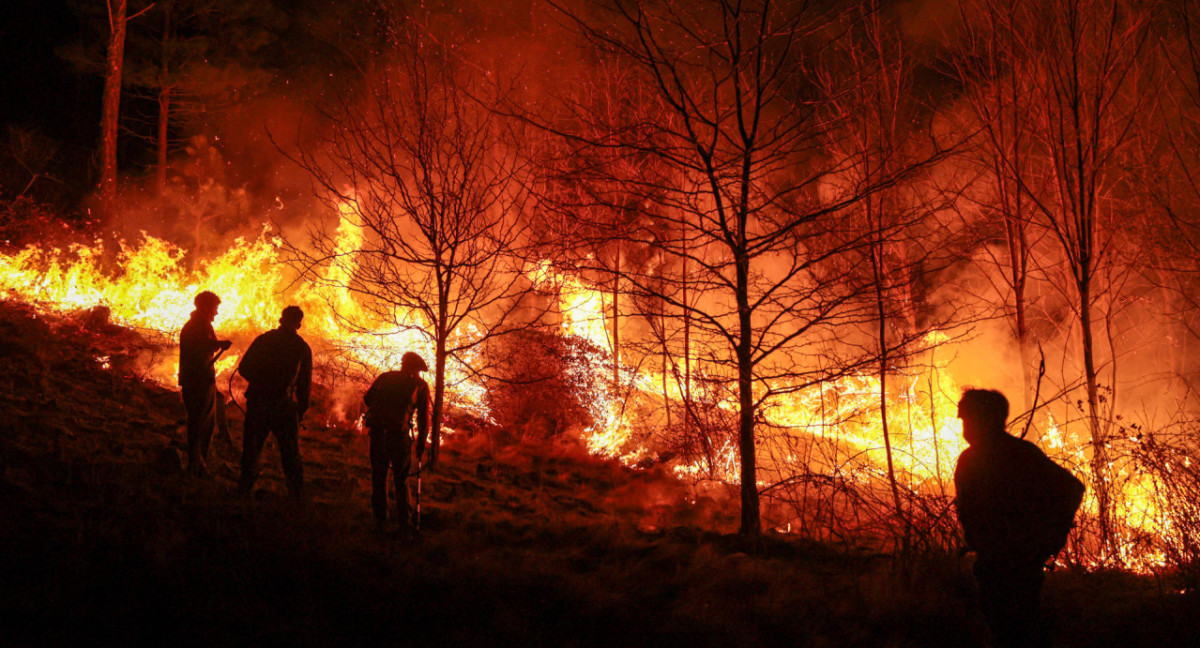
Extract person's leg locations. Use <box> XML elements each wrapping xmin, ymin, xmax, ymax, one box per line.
<box><xmin>196</xmin><ymin>383</ymin><xmax>216</xmax><ymax>467</ymax></box>
<box><xmin>274</xmin><ymin>407</ymin><xmax>304</xmax><ymax>499</ymax></box>
<box><xmin>389</xmin><ymin>430</ymin><xmax>413</xmax><ymax>531</ymax></box>
<box><xmin>238</xmin><ymin>402</ymin><xmax>270</xmax><ymax>494</ymax></box>
<box><xmin>183</xmin><ymin>384</ymin><xmax>215</xmax><ymax>475</ymax></box>
<box><xmin>1006</xmin><ymin>564</ymin><xmax>1048</xmax><ymax>648</ymax></box>
<box><xmin>975</xmin><ymin>558</ymin><xmax>1047</xmax><ymax>648</ymax></box>
<box><xmin>183</xmin><ymin>387</ymin><xmax>200</xmax><ymax>471</ymax></box>
<box><xmin>369</xmin><ymin>430</ymin><xmax>389</xmax><ymax>528</ymax></box>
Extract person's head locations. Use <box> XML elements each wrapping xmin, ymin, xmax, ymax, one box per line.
<box><xmin>957</xmin><ymin>389</ymin><xmax>1009</xmax><ymax>445</ymax></box>
<box><xmin>280</xmin><ymin>305</ymin><xmax>304</xmax><ymax>331</ymax></box>
<box><xmin>400</xmin><ymin>351</ymin><xmax>428</xmax><ymax>374</ymax></box>
<box><xmin>194</xmin><ymin>291</ymin><xmax>221</xmax><ymax>322</ymax></box>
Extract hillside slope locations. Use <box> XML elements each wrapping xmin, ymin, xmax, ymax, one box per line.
<box><xmin>0</xmin><ymin>300</ymin><xmax>1195</xmax><ymax>648</ymax></box>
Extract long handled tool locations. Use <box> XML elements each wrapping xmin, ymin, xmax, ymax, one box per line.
<box><xmin>211</xmin><ymin>345</ymin><xmax>236</xmax><ymax>446</ymax></box>
<box><xmin>416</xmin><ymin>461</ymin><xmax>423</xmax><ymax>530</ymax></box>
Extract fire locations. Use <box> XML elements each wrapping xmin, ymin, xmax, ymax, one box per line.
<box><xmin>533</xmin><ymin>271</ymin><xmax>1182</xmax><ymax>571</ymax></box>
<box><xmin>0</xmin><ymin>225</ymin><xmax>1186</xmax><ymax>572</ymax></box>
<box><xmin>0</xmin><ymin>217</ymin><xmax>489</xmax><ymax>423</ymax></box>
<box><xmin>530</xmin><ymin>257</ymin><xmax>969</xmax><ymax>490</ymax></box>
<box><xmin>528</xmin><ymin>260</ymin><xmax>641</xmax><ymax>460</ymax></box>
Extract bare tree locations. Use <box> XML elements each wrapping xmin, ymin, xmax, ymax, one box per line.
<box><xmin>819</xmin><ymin>2</ymin><xmax>965</xmax><ymax>548</ymax></box>
<box><xmin>288</xmin><ymin>27</ymin><xmax>536</xmax><ymax>467</ymax></box>
<box><xmin>1144</xmin><ymin>1</ymin><xmax>1200</xmax><ymax>394</ymax></box>
<box><xmin>950</xmin><ymin>0</ymin><xmax>1054</xmax><ymax>411</ymax></box>
<box><xmin>956</xmin><ymin>0</ymin><xmax>1155</xmax><ymax>559</ymax></box>
<box><xmin>538</xmin><ymin>0</ymin><xmax>946</xmax><ymax>538</ymax></box>
<box><xmin>123</xmin><ymin>0</ymin><xmax>284</xmax><ymax>193</ymax></box>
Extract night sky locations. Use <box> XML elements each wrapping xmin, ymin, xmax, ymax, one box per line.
<box><xmin>1</xmin><ymin>0</ymin><xmax>99</xmax><ymax>144</ymax></box>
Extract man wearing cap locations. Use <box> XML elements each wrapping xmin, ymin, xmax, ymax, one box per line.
<box><xmin>237</xmin><ymin>305</ymin><xmax>312</xmax><ymax>499</ymax></box>
<box><xmin>363</xmin><ymin>351</ymin><xmax>433</xmax><ymax>534</ymax></box>
<box><xmin>179</xmin><ymin>291</ymin><xmax>233</xmax><ymax>477</ymax></box>
<box><xmin>955</xmin><ymin>389</ymin><xmax>1085</xmax><ymax>648</ymax></box>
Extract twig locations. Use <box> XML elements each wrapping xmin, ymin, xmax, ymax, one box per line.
<box><xmin>1021</xmin><ymin>345</ymin><xmax>1046</xmax><ymax>440</ymax></box>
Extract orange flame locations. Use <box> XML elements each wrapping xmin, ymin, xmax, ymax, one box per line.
<box><xmin>0</xmin><ymin>225</ymin><xmax>1182</xmax><ymax>571</ymax></box>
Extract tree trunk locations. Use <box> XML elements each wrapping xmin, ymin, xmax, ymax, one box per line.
<box><xmin>433</xmin><ymin>339</ymin><xmax>446</xmax><ymax>462</ymax></box>
<box><xmin>1004</xmin><ymin>208</ymin><xmax>1034</xmax><ymax>411</ymax></box>
<box><xmin>611</xmin><ymin>247</ymin><xmax>620</xmax><ymax>388</ymax></box>
<box><xmin>683</xmin><ymin>253</ymin><xmax>691</xmax><ymax>404</ymax></box>
<box><xmin>661</xmin><ymin>249</ymin><xmax>671</xmax><ymax>429</ymax></box>
<box><xmin>157</xmin><ymin>87</ymin><xmax>170</xmax><ymax>194</ymax></box>
<box><xmin>871</xmin><ymin>205</ymin><xmax>906</xmax><ymax>547</ymax></box>
<box><xmin>433</xmin><ymin>286</ymin><xmax>448</xmax><ymax>464</ymax></box>
<box><xmin>1079</xmin><ymin>276</ymin><xmax>1115</xmax><ymax>559</ymax></box>
<box><xmin>99</xmin><ymin>0</ymin><xmax>129</xmax><ymax>207</ymax></box>
<box><xmin>156</xmin><ymin>2</ymin><xmax>172</xmax><ymax>195</ymax></box>
<box><xmin>662</xmin><ymin>342</ymin><xmax>671</xmax><ymax>429</ymax></box>
<box><xmin>735</xmin><ymin>251</ymin><xmax>760</xmax><ymax>538</ymax></box>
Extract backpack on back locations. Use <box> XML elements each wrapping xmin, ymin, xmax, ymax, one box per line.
<box><xmin>365</xmin><ymin>372</ymin><xmax>422</xmax><ymax>431</ymax></box>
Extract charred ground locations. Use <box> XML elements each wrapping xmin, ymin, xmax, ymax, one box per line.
<box><xmin>0</xmin><ymin>300</ymin><xmax>1195</xmax><ymax>648</ymax></box>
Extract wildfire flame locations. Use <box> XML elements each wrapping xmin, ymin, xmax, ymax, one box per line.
<box><xmin>0</xmin><ymin>222</ymin><xmax>1184</xmax><ymax>572</ymax></box>
<box><xmin>0</xmin><ymin>216</ymin><xmax>489</xmax><ymax>423</ymax></box>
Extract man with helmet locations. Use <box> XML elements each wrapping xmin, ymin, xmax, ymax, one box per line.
<box><xmin>236</xmin><ymin>305</ymin><xmax>313</xmax><ymax>499</ymax></box>
<box><xmin>363</xmin><ymin>351</ymin><xmax>433</xmax><ymax>534</ymax></box>
<box><xmin>179</xmin><ymin>291</ymin><xmax>233</xmax><ymax>477</ymax></box>
<box><xmin>955</xmin><ymin>389</ymin><xmax>1085</xmax><ymax>648</ymax></box>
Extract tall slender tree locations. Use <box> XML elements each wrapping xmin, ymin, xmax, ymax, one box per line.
<box><xmin>98</xmin><ymin>0</ymin><xmax>130</xmax><ymax>206</ymax></box>
<box><xmin>820</xmin><ymin>2</ymin><xmax>963</xmax><ymax>548</ymax></box>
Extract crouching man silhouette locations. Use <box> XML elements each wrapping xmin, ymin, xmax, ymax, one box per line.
<box><xmin>955</xmin><ymin>389</ymin><xmax>1085</xmax><ymax>648</ymax></box>
<box><xmin>363</xmin><ymin>351</ymin><xmax>432</xmax><ymax>536</ymax></box>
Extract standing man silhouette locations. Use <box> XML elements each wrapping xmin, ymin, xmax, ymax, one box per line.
<box><xmin>955</xmin><ymin>389</ymin><xmax>1085</xmax><ymax>648</ymax></box>
<box><xmin>179</xmin><ymin>291</ymin><xmax>232</xmax><ymax>477</ymax></box>
<box><xmin>236</xmin><ymin>305</ymin><xmax>312</xmax><ymax>500</ymax></box>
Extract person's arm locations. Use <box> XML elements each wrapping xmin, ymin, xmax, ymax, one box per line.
<box><xmin>237</xmin><ymin>336</ymin><xmax>262</xmax><ymax>383</ymax></box>
<box><xmin>203</xmin><ymin>323</ymin><xmax>230</xmax><ymax>361</ymax></box>
<box><xmin>296</xmin><ymin>343</ymin><xmax>313</xmax><ymax>417</ymax></box>
<box><xmin>415</xmin><ymin>381</ymin><xmax>432</xmax><ymax>465</ymax></box>
<box><xmin>954</xmin><ymin>452</ymin><xmax>986</xmax><ymax>552</ymax></box>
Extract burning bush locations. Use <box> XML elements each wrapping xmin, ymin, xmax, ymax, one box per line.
<box><xmin>651</xmin><ymin>375</ymin><xmax>739</xmax><ymax>478</ymax></box>
<box><xmin>481</xmin><ymin>329</ymin><xmax>608</xmax><ymax>442</ymax></box>
<box><xmin>1128</xmin><ymin>426</ymin><xmax>1200</xmax><ymax>586</ymax></box>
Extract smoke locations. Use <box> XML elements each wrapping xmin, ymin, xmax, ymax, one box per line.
<box><xmin>891</xmin><ymin>0</ymin><xmax>966</xmax><ymax>54</ymax></box>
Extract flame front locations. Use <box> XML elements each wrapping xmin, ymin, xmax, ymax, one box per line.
<box><xmin>0</xmin><ymin>225</ymin><xmax>1185</xmax><ymax>572</ymax></box>
<box><xmin>0</xmin><ymin>215</ymin><xmax>489</xmax><ymax>423</ymax></box>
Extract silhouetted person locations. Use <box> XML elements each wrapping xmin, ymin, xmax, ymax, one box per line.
<box><xmin>363</xmin><ymin>351</ymin><xmax>432</xmax><ymax>534</ymax></box>
<box><xmin>179</xmin><ymin>291</ymin><xmax>232</xmax><ymax>477</ymax></box>
<box><xmin>955</xmin><ymin>389</ymin><xmax>1085</xmax><ymax>648</ymax></box>
<box><xmin>236</xmin><ymin>305</ymin><xmax>312</xmax><ymax>499</ymax></box>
